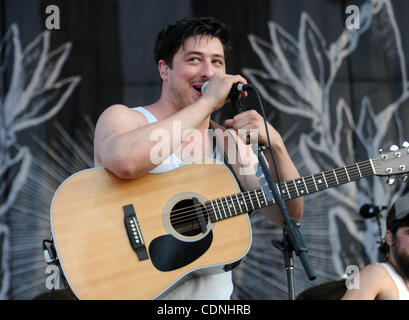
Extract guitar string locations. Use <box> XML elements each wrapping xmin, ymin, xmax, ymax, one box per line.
<box><xmin>171</xmin><ymin>157</ymin><xmax>404</xmax><ymax>229</ymax></box>
<box><xmin>172</xmin><ymin>155</ymin><xmax>389</xmax><ymax>224</ymax></box>
<box><xmin>169</xmin><ymin>162</ymin><xmax>376</xmax><ymax>225</ymax></box>
<box><xmin>171</xmin><ymin>166</ymin><xmax>376</xmax><ymax>228</ymax></box>
<box><xmin>169</xmin><ymin>162</ymin><xmax>376</xmax><ymax>228</ymax></box>
<box><xmin>168</xmin><ymin>159</ymin><xmax>376</xmax><ymax>218</ymax></box>
<box><xmin>169</xmin><ymin>159</ymin><xmax>375</xmax><ymax>218</ymax></box>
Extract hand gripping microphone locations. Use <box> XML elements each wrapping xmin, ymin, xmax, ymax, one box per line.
<box><xmin>201</xmin><ymin>81</ymin><xmax>251</xmax><ymax>99</ymax></box>
<box><xmin>201</xmin><ymin>81</ymin><xmax>252</xmax><ymax>114</ymax></box>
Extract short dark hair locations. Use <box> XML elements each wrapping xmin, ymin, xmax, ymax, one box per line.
<box><xmin>154</xmin><ymin>17</ymin><xmax>231</xmax><ymax>68</ymax></box>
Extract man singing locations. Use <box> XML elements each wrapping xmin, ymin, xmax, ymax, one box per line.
<box><xmin>94</xmin><ymin>17</ymin><xmax>304</xmax><ymax>299</ymax></box>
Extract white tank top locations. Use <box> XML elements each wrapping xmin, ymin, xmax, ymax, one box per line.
<box><xmin>132</xmin><ymin>106</ymin><xmax>233</xmax><ymax>300</ymax></box>
<box><xmin>379</xmin><ymin>263</ymin><xmax>409</xmax><ymax>300</ymax></box>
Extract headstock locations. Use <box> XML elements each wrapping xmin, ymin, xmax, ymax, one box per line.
<box><xmin>372</xmin><ymin>142</ymin><xmax>409</xmax><ymax>184</ymax></box>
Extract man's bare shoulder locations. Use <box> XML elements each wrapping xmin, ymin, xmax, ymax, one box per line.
<box><xmin>97</xmin><ymin>104</ymin><xmax>147</xmax><ymax>126</ymax></box>
<box><xmin>341</xmin><ymin>264</ymin><xmax>391</xmax><ymax>300</ymax></box>
<box><xmin>95</xmin><ymin>104</ymin><xmax>148</xmax><ymax>136</ymax></box>
<box><xmin>94</xmin><ymin>104</ymin><xmax>149</xmax><ymax>161</ymax></box>
<box><xmin>358</xmin><ymin>264</ymin><xmax>390</xmax><ymax>285</ymax></box>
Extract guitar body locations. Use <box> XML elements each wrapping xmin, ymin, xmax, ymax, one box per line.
<box><xmin>50</xmin><ymin>161</ymin><xmax>252</xmax><ymax>300</ymax></box>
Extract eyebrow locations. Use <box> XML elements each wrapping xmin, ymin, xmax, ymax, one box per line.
<box><xmin>183</xmin><ymin>51</ymin><xmax>225</xmax><ymax>60</ymax></box>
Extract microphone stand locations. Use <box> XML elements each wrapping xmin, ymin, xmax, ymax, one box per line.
<box><xmin>256</xmin><ymin>144</ymin><xmax>316</xmax><ymax>299</ymax></box>
<box><xmin>271</xmin><ymin>229</ymin><xmax>296</xmax><ymax>299</ymax></box>
<box><xmin>231</xmin><ymin>94</ymin><xmax>316</xmax><ymax>300</ymax></box>
<box><xmin>375</xmin><ymin>212</ymin><xmax>385</xmax><ymax>245</ymax></box>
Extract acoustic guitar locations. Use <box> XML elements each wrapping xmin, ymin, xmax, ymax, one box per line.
<box><xmin>50</xmin><ymin>145</ymin><xmax>409</xmax><ymax>299</ymax></box>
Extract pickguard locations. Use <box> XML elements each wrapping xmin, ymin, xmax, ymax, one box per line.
<box><xmin>148</xmin><ymin>232</ymin><xmax>213</xmax><ymax>272</ymax></box>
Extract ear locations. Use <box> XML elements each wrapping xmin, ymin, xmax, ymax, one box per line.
<box><xmin>158</xmin><ymin>60</ymin><xmax>168</xmax><ymax>80</ymax></box>
<box><xmin>386</xmin><ymin>230</ymin><xmax>393</xmax><ymax>247</ymax></box>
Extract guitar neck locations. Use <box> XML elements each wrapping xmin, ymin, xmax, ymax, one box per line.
<box><xmin>206</xmin><ymin>159</ymin><xmax>375</xmax><ymax>222</ymax></box>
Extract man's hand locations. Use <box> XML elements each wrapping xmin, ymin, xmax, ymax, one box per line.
<box><xmin>200</xmin><ymin>74</ymin><xmax>248</xmax><ymax>112</ymax></box>
<box><xmin>224</xmin><ymin>110</ymin><xmax>284</xmax><ymax>148</ymax></box>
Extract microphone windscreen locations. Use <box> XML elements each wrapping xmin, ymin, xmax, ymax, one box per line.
<box><xmin>359</xmin><ymin>204</ymin><xmax>379</xmax><ymax>219</ymax></box>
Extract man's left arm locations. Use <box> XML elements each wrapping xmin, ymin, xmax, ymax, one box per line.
<box><xmin>224</xmin><ymin>110</ymin><xmax>304</xmax><ymax>225</ymax></box>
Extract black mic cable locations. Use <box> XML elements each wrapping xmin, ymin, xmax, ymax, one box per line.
<box><xmin>240</xmin><ymin>83</ymin><xmax>284</xmax><ymax>197</ymax></box>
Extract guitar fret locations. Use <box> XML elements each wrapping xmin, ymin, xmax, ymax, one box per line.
<box><xmin>215</xmin><ymin>199</ymin><xmax>223</xmax><ymax>220</ymax></box>
<box><xmin>322</xmin><ymin>171</ymin><xmax>332</xmax><ymax>188</ymax></box>
<box><xmin>331</xmin><ymin>172</ymin><xmax>339</xmax><ymax>186</ymax></box>
<box><xmin>356</xmin><ymin>163</ymin><xmax>363</xmax><ymax>178</ymax></box>
<box><xmin>255</xmin><ymin>190</ymin><xmax>261</xmax><ymax>208</ymax></box>
<box><xmin>314</xmin><ymin>173</ymin><xmax>325</xmax><ymax>190</ymax></box>
<box><xmin>311</xmin><ymin>175</ymin><xmax>319</xmax><ymax>191</ymax></box>
<box><xmin>230</xmin><ymin>195</ymin><xmax>238</xmax><ymax>215</ymax></box>
<box><xmin>322</xmin><ymin>172</ymin><xmax>328</xmax><ymax>188</ymax></box>
<box><xmin>368</xmin><ymin>159</ymin><xmax>376</xmax><ymax>175</ymax></box>
<box><xmin>218</xmin><ymin>199</ymin><xmax>227</xmax><ymax>219</ymax></box>
<box><xmin>348</xmin><ymin>164</ymin><xmax>359</xmax><ymax>180</ymax></box>
<box><xmin>235</xmin><ymin>194</ymin><xmax>243</xmax><ymax>212</ymax></box>
<box><xmin>332</xmin><ymin>169</ymin><xmax>339</xmax><ymax>184</ymax></box>
<box><xmin>261</xmin><ymin>188</ymin><xmax>268</xmax><ymax>206</ymax></box>
<box><xmin>211</xmin><ymin>200</ymin><xmax>219</xmax><ymax>221</ymax></box>
<box><xmin>224</xmin><ymin>197</ymin><xmax>232</xmax><ymax>217</ymax></box>
<box><xmin>295</xmin><ymin>179</ymin><xmax>306</xmax><ymax>195</ymax></box>
<box><xmin>263</xmin><ymin>186</ymin><xmax>274</xmax><ymax>204</ymax></box>
<box><xmin>344</xmin><ymin>166</ymin><xmax>351</xmax><ymax>182</ymax></box>
<box><xmin>284</xmin><ymin>182</ymin><xmax>291</xmax><ymax>199</ymax></box>
<box><xmin>241</xmin><ymin>193</ymin><xmax>249</xmax><ymax>212</ymax></box>
<box><xmin>293</xmin><ymin>180</ymin><xmax>300</xmax><ymax>197</ymax></box>
<box><xmin>301</xmin><ymin>177</ymin><xmax>309</xmax><ymax>194</ymax></box>
<box><xmin>247</xmin><ymin>191</ymin><xmax>255</xmax><ymax>210</ymax></box>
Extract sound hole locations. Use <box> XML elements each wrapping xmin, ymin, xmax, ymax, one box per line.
<box><xmin>170</xmin><ymin>199</ymin><xmax>208</xmax><ymax>237</ymax></box>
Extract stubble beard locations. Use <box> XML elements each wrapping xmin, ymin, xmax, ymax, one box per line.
<box><xmin>168</xmin><ymin>86</ymin><xmax>193</xmax><ymax>111</ymax></box>
<box><xmin>391</xmin><ymin>238</ymin><xmax>409</xmax><ymax>280</ymax></box>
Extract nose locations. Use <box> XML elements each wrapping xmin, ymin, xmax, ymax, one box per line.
<box><xmin>199</xmin><ymin>60</ymin><xmax>215</xmax><ymax>80</ymax></box>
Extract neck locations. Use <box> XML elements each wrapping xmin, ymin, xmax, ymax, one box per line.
<box><xmin>143</xmin><ymin>100</ymin><xmax>178</xmax><ymax>121</ymax></box>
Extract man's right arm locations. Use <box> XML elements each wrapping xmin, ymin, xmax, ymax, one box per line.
<box><xmin>94</xmin><ymin>101</ymin><xmax>214</xmax><ymax>179</ymax></box>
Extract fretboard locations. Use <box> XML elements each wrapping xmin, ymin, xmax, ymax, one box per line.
<box><xmin>205</xmin><ymin>159</ymin><xmax>375</xmax><ymax>222</ymax></box>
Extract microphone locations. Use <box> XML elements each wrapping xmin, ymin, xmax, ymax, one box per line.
<box><xmin>201</xmin><ymin>81</ymin><xmax>251</xmax><ymax>98</ymax></box>
<box><xmin>359</xmin><ymin>204</ymin><xmax>387</xmax><ymax>219</ymax></box>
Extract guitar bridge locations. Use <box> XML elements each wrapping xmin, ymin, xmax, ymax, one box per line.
<box><xmin>123</xmin><ymin>204</ymin><xmax>149</xmax><ymax>261</ymax></box>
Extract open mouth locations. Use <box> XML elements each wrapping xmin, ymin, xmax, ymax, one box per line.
<box><xmin>192</xmin><ymin>84</ymin><xmax>203</xmax><ymax>95</ymax></box>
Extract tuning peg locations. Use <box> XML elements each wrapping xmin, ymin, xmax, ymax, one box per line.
<box><xmin>378</xmin><ymin>148</ymin><xmax>384</xmax><ymax>154</ymax></box>
<box><xmin>386</xmin><ymin>177</ymin><xmax>395</xmax><ymax>185</ymax></box>
<box><xmin>403</xmin><ymin>141</ymin><xmax>409</xmax><ymax>148</ymax></box>
<box><xmin>399</xmin><ymin>174</ymin><xmax>408</xmax><ymax>183</ymax></box>
<box><xmin>390</xmin><ymin>145</ymin><xmax>399</xmax><ymax>152</ymax></box>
